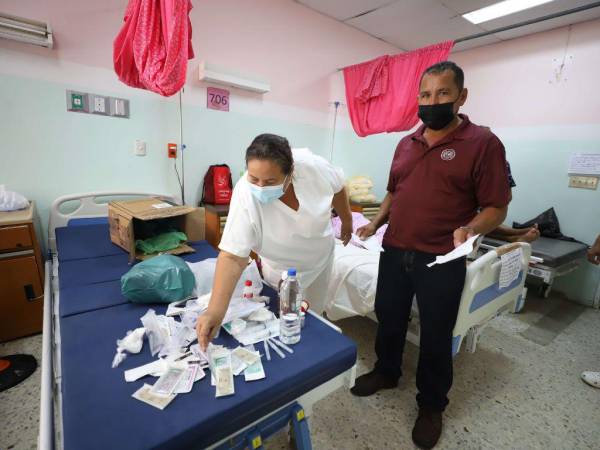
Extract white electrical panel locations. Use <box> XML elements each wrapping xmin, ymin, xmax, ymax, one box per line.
<box><xmin>66</xmin><ymin>89</ymin><xmax>129</xmax><ymax>118</ymax></box>
<box><xmin>569</xmin><ymin>176</ymin><xmax>598</xmax><ymax>190</ymax></box>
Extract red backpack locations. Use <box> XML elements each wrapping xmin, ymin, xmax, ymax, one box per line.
<box><xmin>202</xmin><ymin>164</ymin><xmax>233</xmax><ymax>205</ymax></box>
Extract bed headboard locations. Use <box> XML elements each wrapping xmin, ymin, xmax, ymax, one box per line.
<box><xmin>48</xmin><ymin>191</ymin><xmax>176</xmax><ymax>254</ymax></box>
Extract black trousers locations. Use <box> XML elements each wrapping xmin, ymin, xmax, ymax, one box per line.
<box><xmin>374</xmin><ymin>245</ymin><xmax>466</xmax><ymax>411</ymax></box>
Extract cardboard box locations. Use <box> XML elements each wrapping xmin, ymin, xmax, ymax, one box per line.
<box><xmin>108</xmin><ymin>198</ymin><xmax>205</xmax><ymax>262</ymax></box>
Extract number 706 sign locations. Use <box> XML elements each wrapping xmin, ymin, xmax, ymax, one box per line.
<box><xmin>207</xmin><ymin>87</ymin><xmax>229</xmax><ymax>112</ymax></box>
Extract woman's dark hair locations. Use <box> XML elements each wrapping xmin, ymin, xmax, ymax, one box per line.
<box><xmin>245</xmin><ymin>134</ymin><xmax>293</xmax><ymax>175</ymax></box>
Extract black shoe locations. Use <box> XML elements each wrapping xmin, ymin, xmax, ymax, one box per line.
<box><xmin>412</xmin><ymin>407</ymin><xmax>442</xmax><ymax>449</ymax></box>
<box><xmin>350</xmin><ymin>369</ymin><xmax>398</xmax><ymax>397</ymax></box>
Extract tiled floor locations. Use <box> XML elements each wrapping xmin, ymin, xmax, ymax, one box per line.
<box><xmin>1</xmin><ymin>292</ymin><xmax>599</xmax><ymax>450</ymax></box>
<box><xmin>0</xmin><ymin>334</ymin><xmax>43</xmax><ymax>450</ymax></box>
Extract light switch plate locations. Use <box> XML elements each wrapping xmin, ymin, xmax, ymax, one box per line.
<box><xmin>134</xmin><ymin>140</ymin><xmax>147</xmax><ymax>156</ymax></box>
<box><xmin>569</xmin><ymin>175</ymin><xmax>598</xmax><ymax>190</ymax></box>
<box><xmin>110</xmin><ymin>97</ymin><xmax>130</xmax><ymax>118</ymax></box>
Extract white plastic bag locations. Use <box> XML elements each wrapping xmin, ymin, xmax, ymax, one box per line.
<box><xmin>186</xmin><ymin>258</ymin><xmax>217</xmax><ymax>296</ymax></box>
<box><xmin>186</xmin><ymin>259</ymin><xmax>263</xmax><ymax>298</ymax></box>
<box><xmin>235</xmin><ymin>260</ymin><xmax>264</xmax><ymax>298</ymax></box>
<box><xmin>0</xmin><ymin>185</ymin><xmax>29</xmax><ymax>212</ymax></box>
<box><xmin>140</xmin><ymin>309</ymin><xmax>167</xmax><ymax>356</ymax></box>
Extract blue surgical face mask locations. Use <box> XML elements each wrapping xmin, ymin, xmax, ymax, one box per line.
<box><xmin>249</xmin><ymin>174</ymin><xmax>289</xmax><ymax>204</ymax></box>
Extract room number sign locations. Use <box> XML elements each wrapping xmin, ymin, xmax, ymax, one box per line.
<box><xmin>207</xmin><ymin>87</ymin><xmax>230</xmax><ymax>112</ymax></box>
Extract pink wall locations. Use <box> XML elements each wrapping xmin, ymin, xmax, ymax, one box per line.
<box><xmin>452</xmin><ymin>18</ymin><xmax>600</xmax><ymax>128</ymax></box>
<box><xmin>0</xmin><ymin>0</ymin><xmax>397</xmax><ymax>113</ymax></box>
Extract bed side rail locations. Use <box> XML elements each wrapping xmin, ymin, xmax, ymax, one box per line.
<box><xmin>38</xmin><ymin>261</ymin><xmax>54</xmax><ymax>450</ymax></box>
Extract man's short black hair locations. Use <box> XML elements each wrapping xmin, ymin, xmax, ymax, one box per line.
<box><xmin>420</xmin><ymin>61</ymin><xmax>464</xmax><ymax>91</ymax></box>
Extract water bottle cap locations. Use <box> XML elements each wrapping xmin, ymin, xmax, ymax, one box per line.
<box><xmin>287</xmin><ymin>268</ymin><xmax>297</xmax><ymax>276</ymax></box>
<box><xmin>245</xmin><ymin>280</ymin><xmax>252</xmax><ymax>286</ymax></box>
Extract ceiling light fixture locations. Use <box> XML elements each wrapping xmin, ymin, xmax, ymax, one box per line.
<box><xmin>463</xmin><ymin>0</ymin><xmax>556</xmax><ymax>24</ymax></box>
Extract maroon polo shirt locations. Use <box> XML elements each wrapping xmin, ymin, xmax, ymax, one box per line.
<box><xmin>383</xmin><ymin>114</ymin><xmax>510</xmax><ymax>254</ymax></box>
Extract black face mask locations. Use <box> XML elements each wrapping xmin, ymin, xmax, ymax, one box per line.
<box><xmin>418</xmin><ymin>101</ymin><xmax>456</xmax><ymax>130</ymax></box>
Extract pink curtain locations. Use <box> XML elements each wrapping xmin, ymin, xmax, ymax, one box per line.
<box><xmin>114</xmin><ymin>0</ymin><xmax>195</xmax><ymax>97</ymax></box>
<box><xmin>343</xmin><ymin>41</ymin><xmax>454</xmax><ymax>137</ymax></box>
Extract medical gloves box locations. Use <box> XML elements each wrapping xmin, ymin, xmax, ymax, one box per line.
<box><xmin>108</xmin><ymin>198</ymin><xmax>205</xmax><ymax>262</ymax></box>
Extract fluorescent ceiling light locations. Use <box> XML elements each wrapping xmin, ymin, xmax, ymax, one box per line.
<box><xmin>0</xmin><ymin>13</ymin><xmax>53</xmax><ymax>48</ymax></box>
<box><xmin>462</xmin><ymin>0</ymin><xmax>555</xmax><ymax>24</ymax></box>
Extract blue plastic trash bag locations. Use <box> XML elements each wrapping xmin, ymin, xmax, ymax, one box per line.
<box><xmin>121</xmin><ymin>254</ymin><xmax>195</xmax><ymax>303</ymax></box>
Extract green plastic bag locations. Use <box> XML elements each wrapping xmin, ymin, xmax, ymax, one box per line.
<box><xmin>121</xmin><ymin>254</ymin><xmax>195</xmax><ymax>303</ymax></box>
<box><xmin>135</xmin><ymin>231</ymin><xmax>188</xmax><ymax>255</ymax></box>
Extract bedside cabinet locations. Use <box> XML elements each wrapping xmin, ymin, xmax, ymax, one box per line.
<box><xmin>350</xmin><ymin>200</ymin><xmax>381</xmax><ymax>221</ymax></box>
<box><xmin>204</xmin><ymin>204</ymin><xmax>229</xmax><ymax>249</ymax></box>
<box><xmin>0</xmin><ymin>201</ymin><xmax>45</xmax><ymax>342</ymax></box>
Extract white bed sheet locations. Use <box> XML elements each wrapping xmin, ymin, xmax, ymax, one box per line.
<box><xmin>326</xmin><ymin>240</ymin><xmax>380</xmax><ymax>321</ymax></box>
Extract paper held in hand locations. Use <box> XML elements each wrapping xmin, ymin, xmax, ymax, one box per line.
<box><xmin>427</xmin><ymin>234</ymin><xmax>481</xmax><ymax>268</ymax></box>
<box><xmin>351</xmin><ymin>233</ymin><xmax>384</xmax><ymax>252</ymax></box>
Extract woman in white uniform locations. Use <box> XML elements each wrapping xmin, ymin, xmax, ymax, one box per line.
<box><xmin>197</xmin><ymin>134</ymin><xmax>353</xmax><ymax>349</ymax></box>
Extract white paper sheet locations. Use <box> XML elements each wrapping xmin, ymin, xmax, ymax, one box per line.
<box><xmin>124</xmin><ymin>359</ymin><xmax>167</xmax><ymax>382</ymax></box>
<box><xmin>427</xmin><ymin>234</ymin><xmax>481</xmax><ymax>268</ymax></box>
<box><xmin>568</xmin><ymin>153</ymin><xmax>600</xmax><ymax>175</ymax></box>
<box><xmin>351</xmin><ymin>233</ymin><xmax>384</xmax><ymax>252</ymax></box>
<box><xmin>499</xmin><ymin>247</ymin><xmax>523</xmax><ymax>289</ymax></box>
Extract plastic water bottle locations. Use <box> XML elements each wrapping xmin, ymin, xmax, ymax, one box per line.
<box><xmin>279</xmin><ymin>268</ymin><xmax>301</xmax><ymax>345</ymax></box>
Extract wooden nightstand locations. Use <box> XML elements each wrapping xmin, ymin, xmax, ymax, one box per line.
<box><xmin>350</xmin><ymin>200</ymin><xmax>381</xmax><ymax>221</ymax></box>
<box><xmin>204</xmin><ymin>204</ymin><xmax>229</xmax><ymax>249</ymax></box>
<box><xmin>0</xmin><ymin>201</ymin><xmax>45</xmax><ymax>342</ymax></box>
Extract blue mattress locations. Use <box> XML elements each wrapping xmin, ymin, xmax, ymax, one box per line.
<box><xmin>59</xmin><ymin>279</ymin><xmax>126</xmax><ymax>318</ymax></box>
<box><xmin>482</xmin><ymin>236</ymin><xmax>588</xmax><ymax>267</ymax></box>
<box><xmin>56</xmin><ymin>223</ymin><xmax>122</xmax><ymax>261</ymax></box>
<box><xmin>58</xmin><ymin>241</ymin><xmax>216</xmax><ymax>288</ymax></box>
<box><xmin>56</xmin><ymin>223</ymin><xmax>357</xmax><ymax>449</ymax></box>
<box><xmin>56</xmin><ymin>222</ymin><xmax>217</xmax><ymax>316</ymax></box>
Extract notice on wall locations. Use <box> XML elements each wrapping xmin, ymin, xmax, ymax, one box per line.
<box><xmin>568</xmin><ymin>153</ymin><xmax>600</xmax><ymax>175</ymax></box>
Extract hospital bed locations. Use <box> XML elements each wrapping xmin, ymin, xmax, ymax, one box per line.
<box><xmin>326</xmin><ymin>239</ymin><xmax>532</xmax><ymax>356</ymax></box>
<box><xmin>39</xmin><ymin>192</ymin><xmax>357</xmax><ymax>450</ymax></box>
<box><xmin>481</xmin><ymin>236</ymin><xmax>589</xmax><ymax>298</ymax></box>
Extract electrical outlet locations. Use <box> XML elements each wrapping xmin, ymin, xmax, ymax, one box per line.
<box><xmin>134</xmin><ymin>140</ymin><xmax>147</xmax><ymax>156</ymax></box>
<box><xmin>168</xmin><ymin>143</ymin><xmax>177</xmax><ymax>158</ymax></box>
<box><xmin>569</xmin><ymin>175</ymin><xmax>598</xmax><ymax>190</ymax></box>
<box><xmin>91</xmin><ymin>95</ymin><xmax>108</xmax><ymax>115</ymax></box>
<box><xmin>94</xmin><ymin>97</ymin><xmax>106</xmax><ymax>113</ymax></box>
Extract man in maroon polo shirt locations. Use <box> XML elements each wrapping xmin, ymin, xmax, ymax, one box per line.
<box><xmin>351</xmin><ymin>61</ymin><xmax>511</xmax><ymax>449</ymax></box>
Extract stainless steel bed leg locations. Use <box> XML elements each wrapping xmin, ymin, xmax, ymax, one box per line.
<box><xmin>465</xmin><ymin>327</ymin><xmax>480</xmax><ymax>353</ymax></box>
